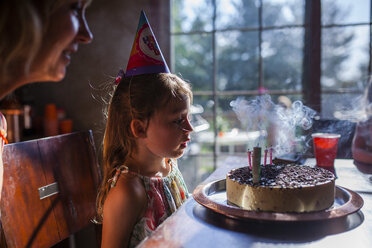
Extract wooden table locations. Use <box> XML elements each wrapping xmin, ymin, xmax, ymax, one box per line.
<box><xmin>138</xmin><ymin>158</ymin><xmax>372</xmax><ymax>248</ymax></box>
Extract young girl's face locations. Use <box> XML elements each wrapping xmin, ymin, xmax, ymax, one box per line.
<box><xmin>143</xmin><ymin>94</ymin><xmax>193</xmax><ymax>159</ymax></box>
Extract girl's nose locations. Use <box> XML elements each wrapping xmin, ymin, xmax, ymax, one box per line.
<box><xmin>77</xmin><ymin>15</ymin><xmax>93</xmax><ymax>44</ymax></box>
<box><xmin>182</xmin><ymin>118</ymin><xmax>194</xmax><ymax>132</ymax></box>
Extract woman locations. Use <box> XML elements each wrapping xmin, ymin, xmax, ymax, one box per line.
<box><xmin>0</xmin><ymin>0</ymin><xmax>93</xmax><ymax>97</ymax></box>
<box><xmin>352</xmin><ymin>80</ymin><xmax>372</xmax><ymax>166</ymax></box>
<box><xmin>0</xmin><ymin>0</ymin><xmax>93</xmax><ymax>199</ymax></box>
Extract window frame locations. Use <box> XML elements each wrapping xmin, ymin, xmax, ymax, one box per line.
<box><xmin>170</xmin><ymin>0</ymin><xmax>372</xmax><ymax>169</ymax></box>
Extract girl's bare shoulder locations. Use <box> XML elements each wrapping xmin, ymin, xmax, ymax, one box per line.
<box><xmin>101</xmin><ymin>174</ymin><xmax>147</xmax><ymax>247</ymax></box>
<box><xmin>104</xmin><ymin>173</ymin><xmax>147</xmax><ymax>216</ymax></box>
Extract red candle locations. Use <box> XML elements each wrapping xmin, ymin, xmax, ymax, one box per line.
<box><xmin>247</xmin><ymin>150</ymin><xmax>252</xmax><ymax>169</ymax></box>
<box><xmin>264</xmin><ymin>148</ymin><xmax>268</xmax><ymax>166</ymax></box>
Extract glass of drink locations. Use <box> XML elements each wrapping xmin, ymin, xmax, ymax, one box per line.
<box><xmin>312</xmin><ymin>133</ymin><xmax>341</xmax><ymax>172</ymax></box>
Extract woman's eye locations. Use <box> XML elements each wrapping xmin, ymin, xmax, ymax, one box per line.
<box><xmin>70</xmin><ymin>2</ymin><xmax>82</xmax><ymax>15</ymax></box>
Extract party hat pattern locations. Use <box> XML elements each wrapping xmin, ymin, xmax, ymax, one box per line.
<box><xmin>125</xmin><ymin>11</ymin><xmax>170</xmax><ymax>77</ymax></box>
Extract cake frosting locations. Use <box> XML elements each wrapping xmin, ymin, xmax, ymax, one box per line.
<box><xmin>226</xmin><ymin>164</ymin><xmax>335</xmax><ymax>212</ymax></box>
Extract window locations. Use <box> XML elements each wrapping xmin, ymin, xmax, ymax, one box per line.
<box><xmin>321</xmin><ymin>0</ymin><xmax>371</xmax><ymax>118</ymax></box>
<box><xmin>171</xmin><ymin>0</ymin><xmax>372</xmax><ymax>190</ymax></box>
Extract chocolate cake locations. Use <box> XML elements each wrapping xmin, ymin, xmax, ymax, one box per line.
<box><xmin>226</xmin><ymin>164</ymin><xmax>335</xmax><ymax>212</ymax></box>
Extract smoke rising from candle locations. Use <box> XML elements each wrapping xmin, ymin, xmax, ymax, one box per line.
<box><xmin>319</xmin><ymin>81</ymin><xmax>372</xmax><ymax>159</ymax></box>
<box><xmin>333</xmin><ymin>94</ymin><xmax>372</xmax><ymax>123</ymax></box>
<box><xmin>230</xmin><ymin>95</ymin><xmax>316</xmax><ymax>155</ymax></box>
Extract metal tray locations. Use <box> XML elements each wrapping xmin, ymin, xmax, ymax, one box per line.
<box><xmin>193</xmin><ymin>179</ymin><xmax>364</xmax><ymax>222</ymax></box>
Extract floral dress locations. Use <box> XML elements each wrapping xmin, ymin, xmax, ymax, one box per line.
<box><xmin>0</xmin><ymin>112</ymin><xmax>7</xmax><ymax>149</ymax></box>
<box><xmin>0</xmin><ymin>112</ymin><xmax>7</xmax><ymax>194</ymax></box>
<box><xmin>110</xmin><ymin>158</ymin><xmax>189</xmax><ymax>247</ymax></box>
<box><xmin>0</xmin><ymin>112</ymin><xmax>7</xmax><ymax>154</ymax></box>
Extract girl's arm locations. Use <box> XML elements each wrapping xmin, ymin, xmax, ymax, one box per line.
<box><xmin>101</xmin><ymin>175</ymin><xmax>147</xmax><ymax>248</ymax></box>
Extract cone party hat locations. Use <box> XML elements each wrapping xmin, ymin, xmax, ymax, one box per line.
<box><xmin>125</xmin><ymin>11</ymin><xmax>170</xmax><ymax>77</ymax></box>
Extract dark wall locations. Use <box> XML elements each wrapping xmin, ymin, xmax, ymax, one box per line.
<box><xmin>17</xmin><ymin>1</ymin><xmax>170</xmax><ymax>246</ymax></box>
<box><xmin>20</xmin><ymin>0</ymin><xmax>170</xmax><ymax>154</ymax></box>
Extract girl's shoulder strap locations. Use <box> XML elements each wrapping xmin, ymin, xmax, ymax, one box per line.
<box><xmin>109</xmin><ymin>164</ymin><xmax>142</xmax><ymax>188</ymax></box>
<box><xmin>166</xmin><ymin>158</ymin><xmax>178</xmax><ymax>168</ymax></box>
<box><xmin>0</xmin><ymin>112</ymin><xmax>8</xmax><ymax>145</ymax></box>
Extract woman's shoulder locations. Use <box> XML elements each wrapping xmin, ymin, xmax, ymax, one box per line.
<box><xmin>357</xmin><ymin>118</ymin><xmax>372</xmax><ymax>127</ymax></box>
<box><xmin>355</xmin><ymin>119</ymin><xmax>372</xmax><ymax>137</ymax></box>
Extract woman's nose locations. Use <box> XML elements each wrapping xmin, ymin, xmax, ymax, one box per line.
<box><xmin>77</xmin><ymin>15</ymin><xmax>93</xmax><ymax>44</ymax></box>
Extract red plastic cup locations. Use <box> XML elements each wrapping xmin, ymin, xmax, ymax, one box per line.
<box><xmin>312</xmin><ymin>133</ymin><xmax>340</xmax><ymax>171</ymax></box>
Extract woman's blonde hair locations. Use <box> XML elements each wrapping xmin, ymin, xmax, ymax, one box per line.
<box><xmin>95</xmin><ymin>73</ymin><xmax>192</xmax><ymax>221</ymax></box>
<box><xmin>0</xmin><ymin>0</ymin><xmax>91</xmax><ymax>82</ymax></box>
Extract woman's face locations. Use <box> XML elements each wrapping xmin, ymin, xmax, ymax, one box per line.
<box><xmin>29</xmin><ymin>0</ymin><xmax>93</xmax><ymax>82</ymax></box>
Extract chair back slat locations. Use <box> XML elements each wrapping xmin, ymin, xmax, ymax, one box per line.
<box><xmin>1</xmin><ymin>131</ymin><xmax>100</xmax><ymax>248</ymax></box>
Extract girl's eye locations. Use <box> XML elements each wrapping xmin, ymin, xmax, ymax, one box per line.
<box><xmin>173</xmin><ymin>118</ymin><xmax>184</xmax><ymax>125</ymax></box>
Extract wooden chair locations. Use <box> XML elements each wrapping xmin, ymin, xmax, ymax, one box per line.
<box><xmin>0</xmin><ymin>131</ymin><xmax>101</xmax><ymax>247</ymax></box>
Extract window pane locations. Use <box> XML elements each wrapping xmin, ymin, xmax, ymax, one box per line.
<box><xmin>178</xmin><ymin>154</ymin><xmax>214</xmax><ymax>190</ymax></box>
<box><xmin>321</xmin><ymin>93</ymin><xmax>364</xmax><ymax>119</ymax></box>
<box><xmin>322</xmin><ymin>0</ymin><xmax>370</xmax><ymax>25</ymax></box>
<box><xmin>171</xmin><ymin>0</ymin><xmax>214</xmax><ymax>33</ymax></box>
<box><xmin>263</xmin><ymin>0</ymin><xmax>304</xmax><ymax>26</ymax></box>
<box><xmin>218</xmin><ymin>95</ymin><xmax>262</xmax><ymax>152</ymax></box>
<box><xmin>172</xmin><ymin>33</ymin><xmax>213</xmax><ymax>91</ymax></box>
<box><xmin>227</xmin><ymin>94</ymin><xmax>310</xmax><ymax>154</ymax></box>
<box><xmin>216</xmin><ymin>0</ymin><xmax>259</xmax><ymax>29</ymax></box>
<box><xmin>191</xmin><ymin>95</ymin><xmax>214</xmax><ymax>135</ymax></box>
<box><xmin>188</xmin><ymin>95</ymin><xmax>214</xmax><ymax>155</ymax></box>
<box><xmin>182</xmin><ymin>95</ymin><xmax>215</xmax><ymax>190</ymax></box>
<box><xmin>262</xmin><ymin>28</ymin><xmax>304</xmax><ymax>91</ymax></box>
<box><xmin>321</xmin><ymin>26</ymin><xmax>369</xmax><ymax>90</ymax></box>
<box><xmin>217</xmin><ymin>31</ymin><xmax>259</xmax><ymax>91</ymax></box>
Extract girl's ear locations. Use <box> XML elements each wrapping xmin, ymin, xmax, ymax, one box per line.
<box><xmin>130</xmin><ymin>119</ymin><xmax>147</xmax><ymax>138</ymax></box>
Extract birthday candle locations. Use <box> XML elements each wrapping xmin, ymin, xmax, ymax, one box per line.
<box><xmin>247</xmin><ymin>150</ymin><xmax>252</xmax><ymax>169</ymax></box>
<box><xmin>264</xmin><ymin>148</ymin><xmax>268</xmax><ymax>166</ymax></box>
<box><xmin>252</xmin><ymin>146</ymin><xmax>261</xmax><ymax>183</ymax></box>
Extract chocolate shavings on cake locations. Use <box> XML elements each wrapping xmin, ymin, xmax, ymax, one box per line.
<box><xmin>227</xmin><ymin>165</ymin><xmax>335</xmax><ymax>187</ymax></box>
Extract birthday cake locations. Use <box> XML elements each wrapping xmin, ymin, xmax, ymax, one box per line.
<box><xmin>226</xmin><ymin>164</ymin><xmax>335</xmax><ymax>212</ymax></box>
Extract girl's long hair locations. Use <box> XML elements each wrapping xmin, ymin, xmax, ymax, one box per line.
<box><xmin>95</xmin><ymin>73</ymin><xmax>192</xmax><ymax>221</ymax></box>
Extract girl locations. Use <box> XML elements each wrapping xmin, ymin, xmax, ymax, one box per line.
<box><xmin>96</xmin><ymin>72</ymin><xmax>193</xmax><ymax>247</ymax></box>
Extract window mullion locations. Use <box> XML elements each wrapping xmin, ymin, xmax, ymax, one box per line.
<box><xmin>212</xmin><ymin>0</ymin><xmax>218</xmax><ymax>170</ymax></box>
<box><xmin>369</xmin><ymin>0</ymin><xmax>372</xmax><ymax>75</ymax></box>
<box><xmin>302</xmin><ymin>0</ymin><xmax>321</xmax><ymax>113</ymax></box>
<box><xmin>258</xmin><ymin>0</ymin><xmax>263</xmax><ymax>91</ymax></box>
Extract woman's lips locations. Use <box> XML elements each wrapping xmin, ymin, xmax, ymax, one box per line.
<box><xmin>62</xmin><ymin>48</ymin><xmax>77</xmax><ymax>65</ymax></box>
<box><xmin>61</xmin><ymin>51</ymin><xmax>71</xmax><ymax>65</ymax></box>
